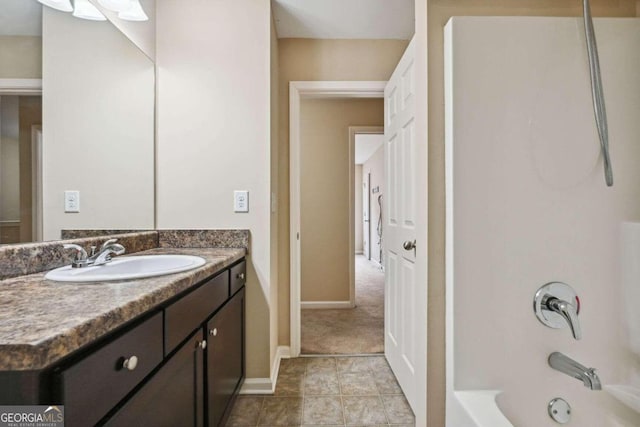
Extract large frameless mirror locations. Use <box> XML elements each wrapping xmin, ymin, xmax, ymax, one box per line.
<box><xmin>0</xmin><ymin>0</ymin><xmax>155</xmax><ymax>244</ymax></box>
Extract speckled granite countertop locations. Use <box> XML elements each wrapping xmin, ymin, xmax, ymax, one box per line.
<box><xmin>0</xmin><ymin>247</ymin><xmax>245</xmax><ymax>371</ymax></box>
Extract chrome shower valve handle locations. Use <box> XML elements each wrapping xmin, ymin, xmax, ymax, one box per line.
<box><xmin>534</xmin><ymin>282</ymin><xmax>582</xmax><ymax>340</ymax></box>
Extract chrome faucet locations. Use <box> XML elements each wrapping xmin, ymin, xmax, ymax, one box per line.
<box><xmin>89</xmin><ymin>239</ymin><xmax>125</xmax><ymax>266</ymax></box>
<box><xmin>63</xmin><ymin>243</ymin><xmax>89</xmax><ymax>268</ymax></box>
<box><xmin>548</xmin><ymin>352</ymin><xmax>601</xmax><ymax>390</ymax></box>
<box><xmin>63</xmin><ymin>239</ymin><xmax>125</xmax><ymax>268</ymax></box>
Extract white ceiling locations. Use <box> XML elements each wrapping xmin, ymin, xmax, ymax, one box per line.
<box><xmin>0</xmin><ymin>0</ymin><xmax>42</xmax><ymax>36</ymax></box>
<box><xmin>272</xmin><ymin>0</ymin><xmax>414</xmax><ymax>40</ymax></box>
<box><xmin>355</xmin><ymin>134</ymin><xmax>384</xmax><ymax>164</ymax></box>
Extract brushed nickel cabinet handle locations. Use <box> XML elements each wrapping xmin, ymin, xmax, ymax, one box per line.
<box><xmin>237</xmin><ymin>273</ymin><xmax>245</xmax><ymax>280</ymax></box>
<box><xmin>198</xmin><ymin>340</ymin><xmax>207</xmax><ymax>350</ymax></box>
<box><xmin>209</xmin><ymin>328</ymin><xmax>218</xmax><ymax>337</ymax></box>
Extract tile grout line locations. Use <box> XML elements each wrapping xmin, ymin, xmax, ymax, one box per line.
<box><xmin>254</xmin><ymin>395</ymin><xmax>266</xmax><ymax>427</ymax></box>
<box><xmin>300</xmin><ymin>360</ymin><xmax>307</xmax><ymax>426</ymax></box>
<box><xmin>370</xmin><ymin>363</ymin><xmax>392</xmax><ymax>426</ymax></box>
<box><xmin>337</xmin><ymin>358</ymin><xmax>347</xmax><ymax>426</ymax></box>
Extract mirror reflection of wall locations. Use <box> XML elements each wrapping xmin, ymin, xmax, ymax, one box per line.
<box><xmin>0</xmin><ymin>0</ymin><xmax>155</xmax><ymax>245</ymax></box>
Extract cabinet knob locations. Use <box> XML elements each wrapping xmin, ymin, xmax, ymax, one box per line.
<box><xmin>237</xmin><ymin>272</ymin><xmax>245</xmax><ymax>280</ymax></box>
<box><xmin>209</xmin><ymin>328</ymin><xmax>218</xmax><ymax>337</ymax></box>
<box><xmin>198</xmin><ymin>340</ymin><xmax>207</xmax><ymax>350</ymax></box>
<box><xmin>122</xmin><ymin>355</ymin><xmax>138</xmax><ymax>371</ymax></box>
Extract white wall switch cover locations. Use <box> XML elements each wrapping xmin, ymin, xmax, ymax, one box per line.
<box><xmin>64</xmin><ymin>190</ymin><xmax>80</xmax><ymax>213</ymax></box>
<box><xmin>234</xmin><ymin>190</ymin><xmax>249</xmax><ymax>213</ymax></box>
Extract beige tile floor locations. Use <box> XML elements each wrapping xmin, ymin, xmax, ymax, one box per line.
<box><xmin>226</xmin><ymin>356</ymin><xmax>415</xmax><ymax>427</ymax></box>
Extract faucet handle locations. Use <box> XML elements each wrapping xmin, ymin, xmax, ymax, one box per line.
<box><xmin>534</xmin><ymin>282</ymin><xmax>582</xmax><ymax>340</ymax></box>
<box><xmin>100</xmin><ymin>238</ymin><xmax>119</xmax><ymax>250</ymax></box>
<box><xmin>63</xmin><ymin>244</ymin><xmax>88</xmax><ymax>268</ymax></box>
<box><xmin>547</xmin><ymin>298</ymin><xmax>581</xmax><ymax>340</ymax></box>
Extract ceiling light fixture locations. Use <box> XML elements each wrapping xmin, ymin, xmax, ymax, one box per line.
<box><xmin>38</xmin><ymin>0</ymin><xmax>148</xmax><ymax>23</ymax></box>
<box><xmin>97</xmin><ymin>0</ymin><xmax>132</xmax><ymax>13</ymax></box>
<box><xmin>73</xmin><ymin>0</ymin><xmax>107</xmax><ymax>21</ymax></box>
<box><xmin>118</xmin><ymin>0</ymin><xmax>148</xmax><ymax>21</ymax></box>
<box><xmin>37</xmin><ymin>0</ymin><xmax>73</xmax><ymax>12</ymax></box>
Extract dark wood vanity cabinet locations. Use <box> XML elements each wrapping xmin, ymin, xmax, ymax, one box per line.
<box><xmin>56</xmin><ymin>312</ymin><xmax>164</xmax><ymax>427</ymax></box>
<box><xmin>207</xmin><ymin>288</ymin><xmax>245</xmax><ymax>427</ymax></box>
<box><xmin>34</xmin><ymin>258</ymin><xmax>246</xmax><ymax>427</ymax></box>
<box><xmin>105</xmin><ymin>330</ymin><xmax>205</xmax><ymax>427</ymax></box>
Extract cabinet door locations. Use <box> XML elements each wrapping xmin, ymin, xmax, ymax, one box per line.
<box><xmin>56</xmin><ymin>312</ymin><xmax>163</xmax><ymax>427</ymax></box>
<box><xmin>105</xmin><ymin>330</ymin><xmax>206</xmax><ymax>427</ymax></box>
<box><xmin>207</xmin><ymin>288</ymin><xmax>245</xmax><ymax>427</ymax></box>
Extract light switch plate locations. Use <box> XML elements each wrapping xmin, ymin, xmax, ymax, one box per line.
<box><xmin>64</xmin><ymin>191</ymin><xmax>80</xmax><ymax>213</ymax></box>
<box><xmin>234</xmin><ymin>190</ymin><xmax>249</xmax><ymax>213</ymax></box>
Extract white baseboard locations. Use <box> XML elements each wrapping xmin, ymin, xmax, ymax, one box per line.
<box><xmin>301</xmin><ymin>301</ymin><xmax>355</xmax><ymax>309</ymax></box>
<box><xmin>240</xmin><ymin>345</ymin><xmax>290</xmax><ymax>394</ymax></box>
<box><xmin>355</xmin><ymin>250</ymin><xmax>363</xmax><ymax>255</ymax></box>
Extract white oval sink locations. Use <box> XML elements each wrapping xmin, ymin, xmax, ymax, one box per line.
<box><xmin>45</xmin><ymin>255</ymin><xmax>207</xmax><ymax>282</ymax></box>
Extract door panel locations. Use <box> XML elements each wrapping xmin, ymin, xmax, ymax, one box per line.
<box><xmin>384</xmin><ymin>36</ymin><xmax>422</xmax><ymax>413</ymax></box>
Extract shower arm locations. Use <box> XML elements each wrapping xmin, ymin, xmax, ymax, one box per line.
<box><xmin>583</xmin><ymin>0</ymin><xmax>613</xmax><ymax>187</ymax></box>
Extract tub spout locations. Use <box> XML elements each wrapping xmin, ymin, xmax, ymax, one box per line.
<box><xmin>549</xmin><ymin>352</ymin><xmax>601</xmax><ymax>390</ymax></box>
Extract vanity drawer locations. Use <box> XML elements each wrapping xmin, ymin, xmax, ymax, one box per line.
<box><xmin>165</xmin><ymin>271</ymin><xmax>228</xmax><ymax>354</ymax></box>
<box><xmin>230</xmin><ymin>260</ymin><xmax>246</xmax><ymax>296</ymax></box>
<box><xmin>56</xmin><ymin>312</ymin><xmax>163</xmax><ymax>427</ymax></box>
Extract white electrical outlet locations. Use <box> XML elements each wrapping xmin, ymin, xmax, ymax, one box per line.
<box><xmin>64</xmin><ymin>191</ymin><xmax>80</xmax><ymax>213</ymax></box>
<box><xmin>234</xmin><ymin>190</ymin><xmax>249</xmax><ymax>213</ymax></box>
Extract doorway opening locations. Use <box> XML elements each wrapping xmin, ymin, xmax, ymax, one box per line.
<box><xmin>299</xmin><ymin>123</ymin><xmax>386</xmax><ymax>355</ymax></box>
<box><xmin>0</xmin><ymin>88</ymin><xmax>43</xmax><ymax>244</ymax></box>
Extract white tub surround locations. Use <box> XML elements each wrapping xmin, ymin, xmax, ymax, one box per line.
<box><xmin>445</xmin><ymin>17</ymin><xmax>640</xmax><ymax>427</ymax></box>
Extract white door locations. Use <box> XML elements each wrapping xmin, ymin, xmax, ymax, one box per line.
<box><xmin>384</xmin><ymin>36</ymin><xmax>426</xmax><ymax>417</ymax></box>
<box><xmin>363</xmin><ymin>173</ymin><xmax>370</xmax><ymax>260</ymax></box>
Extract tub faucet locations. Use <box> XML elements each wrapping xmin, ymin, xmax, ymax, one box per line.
<box><xmin>548</xmin><ymin>352</ymin><xmax>601</xmax><ymax>390</ymax></box>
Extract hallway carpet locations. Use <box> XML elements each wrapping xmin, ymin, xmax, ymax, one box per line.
<box><xmin>301</xmin><ymin>255</ymin><xmax>384</xmax><ymax>354</ymax></box>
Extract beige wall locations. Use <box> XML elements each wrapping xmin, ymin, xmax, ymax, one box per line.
<box><xmin>278</xmin><ymin>38</ymin><xmax>408</xmax><ymax>342</ymax></box>
<box><xmin>300</xmin><ymin>98</ymin><xmax>383</xmax><ymax>302</ymax></box>
<box><xmin>0</xmin><ymin>36</ymin><xmax>42</xmax><ymax>79</ymax></box>
<box><xmin>354</xmin><ymin>165</ymin><xmax>363</xmax><ymax>254</ymax></box>
<box><xmin>363</xmin><ymin>144</ymin><xmax>384</xmax><ymax>264</ymax></box>
<box><xmin>426</xmin><ymin>1</ymin><xmax>637</xmax><ymax>426</ymax></box>
<box><xmin>42</xmin><ymin>8</ymin><xmax>155</xmax><ymax>240</ymax></box>
<box><xmin>156</xmin><ymin>0</ymin><xmax>272</xmax><ymax>378</ymax></box>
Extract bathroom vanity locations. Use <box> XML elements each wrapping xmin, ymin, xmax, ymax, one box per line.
<box><xmin>0</xmin><ymin>243</ymin><xmax>246</xmax><ymax>427</ymax></box>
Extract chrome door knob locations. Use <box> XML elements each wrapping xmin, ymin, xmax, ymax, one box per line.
<box><xmin>402</xmin><ymin>240</ymin><xmax>416</xmax><ymax>251</ymax></box>
<box><xmin>122</xmin><ymin>355</ymin><xmax>138</xmax><ymax>371</ymax></box>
